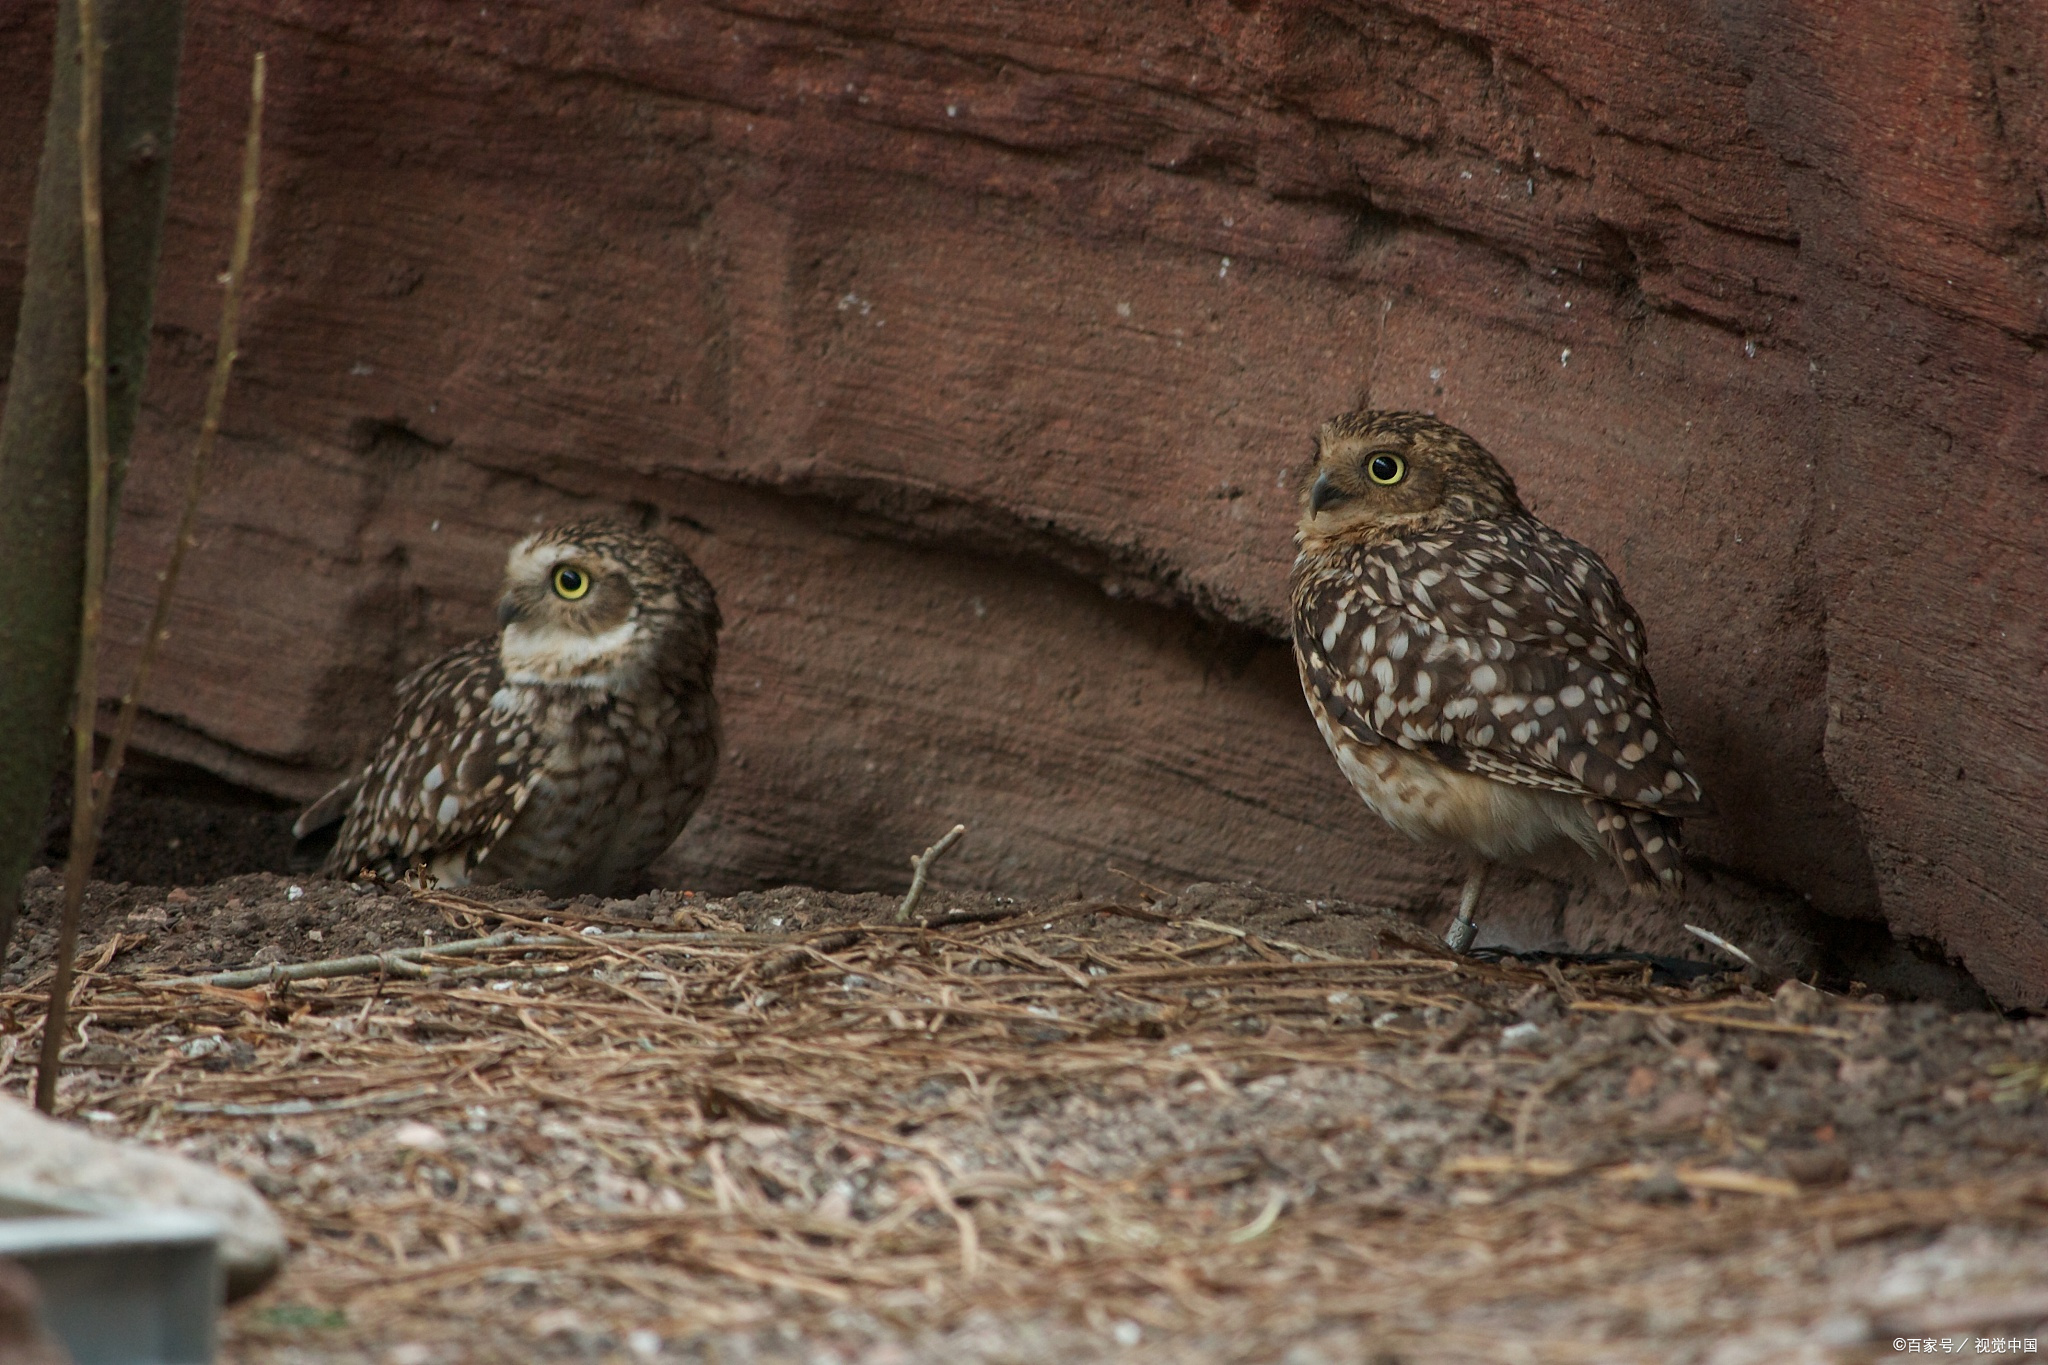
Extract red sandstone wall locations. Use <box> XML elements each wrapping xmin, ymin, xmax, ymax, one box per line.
<box><xmin>1</xmin><ymin>1</ymin><xmax>2042</xmax><ymax>1004</ymax></box>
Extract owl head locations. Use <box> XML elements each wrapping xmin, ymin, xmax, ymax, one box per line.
<box><xmin>1298</xmin><ymin>410</ymin><xmax>1525</xmax><ymax>548</ymax></box>
<box><xmin>497</xmin><ymin>518</ymin><xmax>719</xmax><ymax>687</ymax></box>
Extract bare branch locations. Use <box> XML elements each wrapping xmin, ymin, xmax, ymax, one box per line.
<box><xmin>897</xmin><ymin>824</ymin><xmax>967</xmax><ymax>922</ymax></box>
<box><xmin>36</xmin><ymin>0</ymin><xmax>112</xmax><ymax>1115</ymax></box>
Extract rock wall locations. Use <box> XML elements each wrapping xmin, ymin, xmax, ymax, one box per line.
<box><xmin>1</xmin><ymin>0</ymin><xmax>2042</xmax><ymax>1004</ymax></box>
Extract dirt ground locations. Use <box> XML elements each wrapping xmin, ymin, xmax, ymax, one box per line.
<box><xmin>3</xmin><ymin>864</ymin><xmax>2047</xmax><ymax>1365</ymax></box>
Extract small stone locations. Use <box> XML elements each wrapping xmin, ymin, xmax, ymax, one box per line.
<box><xmin>1811</xmin><ymin>1312</ymin><xmax>1869</xmax><ymax>1346</ymax></box>
<box><xmin>527</xmin><ymin>1307</ymin><xmax>589</xmax><ymax>1339</ymax></box>
<box><xmin>1633</xmin><ymin>1169</ymin><xmax>1687</xmax><ymax>1202</ymax></box>
<box><xmin>1639</xmin><ymin>1088</ymin><xmax>1710</xmax><ymax>1134</ymax></box>
<box><xmin>390</xmin><ymin>1121</ymin><xmax>448</xmax><ymax>1153</ymax></box>
<box><xmin>1499</xmin><ymin>1021</ymin><xmax>1544</xmax><ymax>1051</ymax></box>
<box><xmin>206</xmin><ymin>1039</ymin><xmax>259</xmax><ymax>1072</ymax></box>
<box><xmin>68</xmin><ymin>1043</ymin><xmax>128</xmax><ymax>1069</ymax></box>
<box><xmin>1773</xmin><ymin>979</ymin><xmax>1824</xmax><ymax>1022</ymax></box>
<box><xmin>1780</xmin><ymin>1148</ymin><xmax>1850</xmax><ymax>1188</ymax></box>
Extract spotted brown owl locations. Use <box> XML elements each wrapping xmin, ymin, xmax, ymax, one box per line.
<box><xmin>293</xmin><ymin>518</ymin><xmax>721</xmax><ymax>897</ymax></box>
<box><xmin>1289</xmin><ymin>410</ymin><xmax>1708</xmax><ymax>951</ymax></box>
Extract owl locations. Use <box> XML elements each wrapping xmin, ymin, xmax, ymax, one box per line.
<box><xmin>293</xmin><ymin>518</ymin><xmax>721</xmax><ymax>897</ymax></box>
<box><xmin>1289</xmin><ymin>410</ymin><xmax>1708</xmax><ymax>951</ymax></box>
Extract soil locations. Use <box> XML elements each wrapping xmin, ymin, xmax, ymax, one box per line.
<box><xmin>2</xmin><ymin>861</ymin><xmax>2046</xmax><ymax>1364</ymax></box>
<box><xmin>35</xmin><ymin>754</ymin><xmax>306</xmax><ymax>890</ymax></box>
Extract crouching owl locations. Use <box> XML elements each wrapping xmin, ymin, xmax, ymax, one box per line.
<box><xmin>1288</xmin><ymin>410</ymin><xmax>1708</xmax><ymax>951</ymax></box>
<box><xmin>295</xmin><ymin>518</ymin><xmax>721</xmax><ymax>897</ymax></box>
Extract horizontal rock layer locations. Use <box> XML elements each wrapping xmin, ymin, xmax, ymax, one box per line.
<box><xmin>0</xmin><ymin>0</ymin><xmax>2041</xmax><ymax>1003</ymax></box>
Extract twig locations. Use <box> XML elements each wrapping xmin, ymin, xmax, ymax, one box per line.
<box><xmin>1178</xmin><ymin>916</ymin><xmax>1346</xmax><ymax>963</ymax></box>
<box><xmin>1440</xmin><ymin>1154</ymin><xmax>1578</xmax><ymax>1179</ymax></box>
<box><xmin>95</xmin><ymin>52</ymin><xmax>264</xmax><ymax>820</ymax></box>
<box><xmin>1440</xmin><ymin>1156</ymin><xmax>1799</xmax><ymax>1198</ymax></box>
<box><xmin>35</xmin><ymin>47</ymin><xmax>266</xmax><ymax>1113</ymax></box>
<box><xmin>896</xmin><ymin>824</ymin><xmax>966</xmax><ymax>921</ymax></box>
<box><xmin>37</xmin><ymin>0</ymin><xmax>111</xmax><ymax>1114</ymax></box>
<box><xmin>1225</xmin><ymin>1187</ymin><xmax>1288</xmax><ymax>1243</ymax></box>
<box><xmin>755</xmin><ymin>931</ymin><xmax>864</xmax><ymax>983</ymax></box>
<box><xmin>904</xmin><ymin>905</ymin><xmax>1031</xmax><ymax>929</ymax></box>
<box><xmin>1596</xmin><ymin>1163</ymin><xmax>1799</xmax><ymax>1199</ymax></box>
<box><xmin>1568</xmin><ymin>1000</ymin><xmax>1852</xmax><ymax>1041</ymax></box>
<box><xmin>918</xmin><ymin>1164</ymin><xmax>981</xmax><ymax>1280</ymax></box>
<box><xmin>1106</xmin><ymin>865</ymin><xmax>1175</xmax><ymax>901</ymax></box>
<box><xmin>168</xmin><ymin>1083</ymin><xmax>441</xmax><ymax>1119</ymax></box>
<box><xmin>153</xmin><ymin>928</ymin><xmax>773</xmax><ymax>989</ymax></box>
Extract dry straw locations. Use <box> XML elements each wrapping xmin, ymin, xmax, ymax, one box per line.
<box><xmin>6</xmin><ymin>887</ymin><xmax>2042</xmax><ymax>1352</ymax></box>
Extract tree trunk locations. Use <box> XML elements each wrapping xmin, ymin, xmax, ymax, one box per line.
<box><xmin>0</xmin><ymin>0</ymin><xmax>184</xmax><ymax>965</ymax></box>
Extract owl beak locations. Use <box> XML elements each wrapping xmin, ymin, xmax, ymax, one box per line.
<box><xmin>497</xmin><ymin>596</ymin><xmax>525</xmax><ymax>628</ymax></box>
<box><xmin>1310</xmin><ymin>471</ymin><xmax>1341</xmax><ymax>513</ymax></box>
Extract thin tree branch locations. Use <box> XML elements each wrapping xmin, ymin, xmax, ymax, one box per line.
<box><xmin>0</xmin><ymin>0</ymin><xmax>185</xmax><ymax>976</ymax></box>
<box><xmin>896</xmin><ymin>824</ymin><xmax>967</xmax><ymax>922</ymax></box>
<box><xmin>37</xmin><ymin>0</ymin><xmax>111</xmax><ymax>1113</ymax></box>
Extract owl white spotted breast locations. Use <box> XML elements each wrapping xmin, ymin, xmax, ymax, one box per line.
<box><xmin>294</xmin><ymin>518</ymin><xmax>721</xmax><ymax>897</ymax></box>
<box><xmin>1288</xmin><ymin>410</ymin><xmax>1709</xmax><ymax>951</ymax></box>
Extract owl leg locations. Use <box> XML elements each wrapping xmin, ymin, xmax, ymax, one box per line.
<box><xmin>1444</xmin><ymin>862</ymin><xmax>1491</xmax><ymax>953</ymax></box>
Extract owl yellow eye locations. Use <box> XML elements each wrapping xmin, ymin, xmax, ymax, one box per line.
<box><xmin>1367</xmin><ymin>453</ymin><xmax>1406</xmax><ymax>485</ymax></box>
<box><xmin>552</xmin><ymin>566</ymin><xmax>590</xmax><ymax>600</ymax></box>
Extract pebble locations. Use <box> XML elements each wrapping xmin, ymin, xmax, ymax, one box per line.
<box><xmin>390</xmin><ymin>1121</ymin><xmax>449</xmax><ymax>1153</ymax></box>
<box><xmin>1499</xmin><ymin>1021</ymin><xmax>1545</xmax><ymax>1051</ymax></box>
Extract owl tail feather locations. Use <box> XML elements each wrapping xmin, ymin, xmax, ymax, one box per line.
<box><xmin>1585</xmin><ymin>799</ymin><xmax>1685</xmax><ymax>894</ymax></box>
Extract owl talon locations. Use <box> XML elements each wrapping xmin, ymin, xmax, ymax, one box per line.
<box><xmin>1444</xmin><ymin>912</ymin><xmax>1478</xmax><ymax>953</ymax></box>
<box><xmin>1444</xmin><ymin>863</ymin><xmax>1489</xmax><ymax>954</ymax></box>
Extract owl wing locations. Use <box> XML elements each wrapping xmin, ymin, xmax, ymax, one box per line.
<box><xmin>1293</xmin><ymin>519</ymin><xmax>1709</xmax><ymax>815</ymax></box>
<box><xmin>323</xmin><ymin>637</ymin><xmax>545</xmax><ymax>881</ymax></box>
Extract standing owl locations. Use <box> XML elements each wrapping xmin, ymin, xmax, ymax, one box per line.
<box><xmin>294</xmin><ymin>518</ymin><xmax>721</xmax><ymax>897</ymax></box>
<box><xmin>1289</xmin><ymin>410</ymin><xmax>1708</xmax><ymax>951</ymax></box>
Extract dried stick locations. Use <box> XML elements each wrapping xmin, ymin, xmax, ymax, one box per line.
<box><xmin>1225</xmin><ymin>1187</ymin><xmax>1288</xmax><ymax>1244</ymax></box>
<box><xmin>36</xmin><ymin>0</ymin><xmax>110</xmax><ymax>1113</ymax></box>
<box><xmin>896</xmin><ymin>824</ymin><xmax>966</xmax><ymax>922</ymax></box>
<box><xmin>95</xmin><ymin>52</ymin><xmax>264</xmax><ymax>820</ymax></box>
<box><xmin>158</xmin><ymin>928</ymin><xmax>780</xmax><ymax>989</ymax></box>
<box><xmin>917</xmin><ymin>1164</ymin><xmax>981</xmax><ymax>1280</ymax></box>
<box><xmin>37</xmin><ymin>48</ymin><xmax>266</xmax><ymax>1112</ymax></box>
